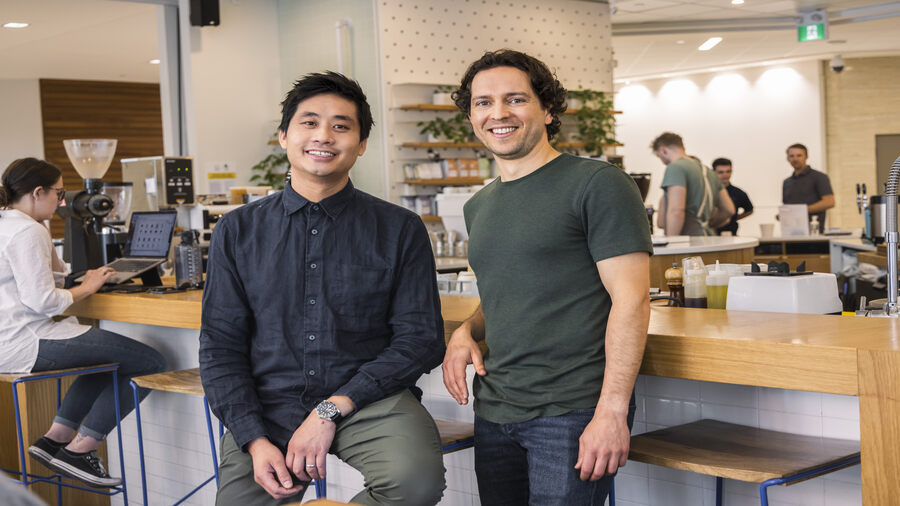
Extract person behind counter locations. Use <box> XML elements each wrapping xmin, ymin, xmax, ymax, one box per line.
<box><xmin>199</xmin><ymin>72</ymin><xmax>446</xmax><ymax>506</ymax></box>
<box><xmin>0</xmin><ymin>157</ymin><xmax>166</xmax><ymax>488</ymax></box>
<box><xmin>782</xmin><ymin>143</ymin><xmax>834</xmax><ymax>233</ymax></box>
<box><xmin>712</xmin><ymin>157</ymin><xmax>754</xmax><ymax>235</ymax></box>
<box><xmin>442</xmin><ymin>49</ymin><xmax>652</xmax><ymax>505</ymax></box>
<box><xmin>652</xmin><ymin>132</ymin><xmax>734</xmax><ymax>236</ymax></box>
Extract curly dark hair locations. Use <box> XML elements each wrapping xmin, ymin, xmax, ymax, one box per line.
<box><xmin>453</xmin><ymin>49</ymin><xmax>568</xmax><ymax>139</ymax></box>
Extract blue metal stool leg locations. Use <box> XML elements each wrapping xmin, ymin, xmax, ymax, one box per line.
<box><xmin>203</xmin><ymin>396</ymin><xmax>220</xmax><ymax>486</ymax></box>
<box><xmin>112</xmin><ymin>369</ymin><xmax>128</xmax><ymax>505</ymax></box>
<box><xmin>131</xmin><ymin>380</ymin><xmax>149</xmax><ymax>506</ymax></box>
<box><xmin>716</xmin><ymin>476</ymin><xmax>723</xmax><ymax>506</ymax></box>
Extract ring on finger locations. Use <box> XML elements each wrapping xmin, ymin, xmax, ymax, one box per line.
<box><xmin>305</xmin><ymin>464</ymin><xmax>316</xmax><ymax>468</ymax></box>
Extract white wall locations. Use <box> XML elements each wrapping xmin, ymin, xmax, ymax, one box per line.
<box><xmin>615</xmin><ymin>61</ymin><xmax>826</xmax><ymax>236</ymax></box>
<box><xmin>181</xmin><ymin>0</ymin><xmax>283</xmax><ymax>194</ymax></box>
<box><xmin>276</xmin><ymin>0</ymin><xmax>387</xmax><ymax>198</ymax></box>
<box><xmin>0</xmin><ymin>79</ymin><xmax>45</xmax><ymax>170</ymax></box>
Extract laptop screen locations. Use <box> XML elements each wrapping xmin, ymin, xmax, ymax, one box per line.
<box><xmin>124</xmin><ymin>211</ymin><xmax>178</xmax><ymax>258</ymax></box>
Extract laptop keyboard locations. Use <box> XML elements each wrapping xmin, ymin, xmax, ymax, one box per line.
<box><xmin>107</xmin><ymin>258</ymin><xmax>159</xmax><ymax>272</ymax></box>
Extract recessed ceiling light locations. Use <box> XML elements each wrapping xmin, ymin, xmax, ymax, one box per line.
<box><xmin>698</xmin><ymin>37</ymin><xmax>723</xmax><ymax>51</ymax></box>
<box><xmin>676</xmin><ymin>40</ymin><xmax>686</xmax><ymax>45</ymax></box>
<box><xmin>149</xmin><ymin>59</ymin><xmax>160</xmax><ymax>65</ymax></box>
<box><xmin>731</xmin><ymin>0</ymin><xmax>744</xmax><ymax>5</ymax></box>
<box><xmin>3</xmin><ymin>22</ymin><xmax>29</xmax><ymax>28</ymax></box>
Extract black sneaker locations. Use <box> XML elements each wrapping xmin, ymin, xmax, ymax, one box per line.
<box><xmin>27</xmin><ymin>437</ymin><xmax>67</xmax><ymax>470</ymax></box>
<box><xmin>47</xmin><ymin>448</ymin><xmax>121</xmax><ymax>488</ymax></box>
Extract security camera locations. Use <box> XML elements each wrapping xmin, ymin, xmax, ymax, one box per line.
<box><xmin>830</xmin><ymin>55</ymin><xmax>845</xmax><ymax>73</ymax></box>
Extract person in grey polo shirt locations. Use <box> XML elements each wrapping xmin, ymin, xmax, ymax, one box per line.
<box><xmin>782</xmin><ymin>143</ymin><xmax>834</xmax><ymax>232</ymax></box>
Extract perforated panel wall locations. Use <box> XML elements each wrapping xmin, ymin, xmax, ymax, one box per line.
<box><xmin>378</xmin><ymin>0</ymin><xmax>613</xmax><ymax>90</ymax></box>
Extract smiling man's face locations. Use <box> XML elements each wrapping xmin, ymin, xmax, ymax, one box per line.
<box><xmin>467</xmin><ymin>66</ymin><xmax>551</xmax><ymax>160</ymax></box>
<box><xmin>279</xmin><ymin>93</ymin><xmax>367</xmax><ymax>184</ymax></box>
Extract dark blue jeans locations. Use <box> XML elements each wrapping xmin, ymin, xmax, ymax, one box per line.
<box><xmin>474</xmin><ymin>395</ymin><xmax>636</xmax><ymax>506</ymax></box>
<box><xmin>33</xmin><ymin>328</ymin><xmax>167</xmax><ymax>440</ymax></box>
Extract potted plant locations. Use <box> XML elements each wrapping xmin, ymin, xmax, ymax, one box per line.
<box><xmin>250</xmin><ymin>134</ymin><xmax>290</xmax><ymax>190</ymax></box>
<box><xmin>418</xmin><ymin>112</ymin><xmax>472</xmax><ymax>144</ymax></box>
<box><xmin>431</xmin><ymin>85</ymin><xmax>455</xmax><ymax>106</ymax></box>
<box><xmin>566</xmin><ymin>88</ymin><xmax>618</xmax><ymax>157</ymax></box>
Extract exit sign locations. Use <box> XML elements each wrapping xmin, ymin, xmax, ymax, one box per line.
<box><xmin>798</xmin><ymin>23</ymin><xmax>826</xmax><ymax>41</ymax></box>
<box><xmin>798</xmin><ymin>9</ymin><xmax>828</xmax><ymax>42</ymax></box>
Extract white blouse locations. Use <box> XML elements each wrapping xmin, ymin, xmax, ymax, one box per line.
<box><xmin>0</xmin><ymin>209</ymin><xmax>89</xmax><ymax>373</ymax></box>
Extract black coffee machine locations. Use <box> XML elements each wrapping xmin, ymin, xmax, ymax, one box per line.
<box><xmin>55</xmin><ymin>139</ymin><xmax>122</xmax><ymax>273</ymax></box>
<box><xmin>630</xmin><ymin>173</ymin><xmax>653</xmax><ymax>230</ymax></box>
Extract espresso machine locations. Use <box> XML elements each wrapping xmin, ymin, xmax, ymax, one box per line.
<box><xmin>856</xmin><ymin>182</ymin><xmax>896</xmax><ymax>245</ymax></box>
<box><xmin>56</xmin><ymin>139</ymin><xmax>122</xmax><ymax>273</ymax></box>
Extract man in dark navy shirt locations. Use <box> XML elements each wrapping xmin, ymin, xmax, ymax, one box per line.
<box><xmin>199</xmin><ymin>72</ymin><xmax>446</xmax><ymax>506</ymax></box>
<box><xmin>712</xmin><ymin>158</ymin><xmax>754</xmax><ymax>235</ymax></box>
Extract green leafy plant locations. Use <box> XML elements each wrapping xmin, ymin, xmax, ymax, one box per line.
<box><xmin>418</xmin><ymin>112</ymin><xmax>472</xmax><ymax>144</ymax></box>
<box><xmin>250</xmin><ymin>134</ymin><xmax>290</xmax><ymax>190</ymax></box>
<box><xmin>567</xmin><ymin>88</ymin><xmax>618</xmax><ymax>157</ymax></box>
<box><xmin>433</xmin><ymin>85</ymin><xmax>455</xmax><ymax>94</ymax></box>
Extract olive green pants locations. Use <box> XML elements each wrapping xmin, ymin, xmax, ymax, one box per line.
<box><xmin>215</xmin><ymin>390</ymin><xmax>446</xmax><ymax>506</ymax></box>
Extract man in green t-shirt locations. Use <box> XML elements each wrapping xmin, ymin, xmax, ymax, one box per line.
<box><xmin>442</xmin><ymin>49</ymin><xmax>653</xmax><ymax>505</ymax></box>
<box><xmin>652</xmin><ymin>132</ymin><xmax>734</xmax><ymax>236</ymax></box>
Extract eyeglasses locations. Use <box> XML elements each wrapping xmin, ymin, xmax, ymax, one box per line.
<box><xmin>47</xmin><ymin>186</ymin><xmax>66</xmax><ymax>203</ymax></box>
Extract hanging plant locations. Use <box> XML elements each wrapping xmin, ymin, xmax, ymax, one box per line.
<box><xmin>566</xmin><ymin>88</ymin><xmax>618</xmax><ymax>157</ymax></box>
<box><xmin>250</xmin><ymin>133</ymin><xmax>290</xmax><ymax>190</ymax></box>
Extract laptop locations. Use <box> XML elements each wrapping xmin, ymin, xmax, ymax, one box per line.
<box><xmin>77</xmin><ymin>211</ymin><xmax>178</xmax><ymax>285</ymax></box>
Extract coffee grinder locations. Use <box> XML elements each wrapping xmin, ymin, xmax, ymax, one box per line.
<box><xmin>56</xmin><ymin>139</ymin><xmax>119</xmax><ymax>273</ymax></box>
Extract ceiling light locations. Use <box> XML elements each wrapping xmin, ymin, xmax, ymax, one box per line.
<box><xmin>731</xmin><ymin>0</ymin><xmax>744</xmax><ymax>4</ymax></box>
<box><xmin>149</xmin><ymin>59</ymin><xmax>160</xmax><ymax>65</ymax></box>
<box><xmin>698</xmin><ymin>37</ymin><xmax>723</xmax><ymax>51</ymax></box>
<box><xmin>676</xmin><ymin>40</ymin><xmax>686</xmax><ymax>45</ymax></box>
<box><xmin>3</xmin><ymin>22</ymin><xmax>29</xmax><ymax>28</ymax></box>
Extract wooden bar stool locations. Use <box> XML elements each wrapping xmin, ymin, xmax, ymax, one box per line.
<box><xmin>129</xmin><ymin>368</ymin><xmax>328</xmax><ymax>505</ymax></box>
<box><xmin>610</xmin><ymin>419</ymin><xmax>860</xmax><ymax>506</ymax></box>
<box><xmin>0</xmin><ymin>363</ymin><xmax>128</xmax><ymax>505</ymax></box>
<box><xmin>129</xmin><ymin>368</ymin><xmax>221</xmax><ymax>505</ymax></box>
<box><xmin>314</xmin><ymin>418</ymin><xmax>475</xmax><ymax>498</ymax></box>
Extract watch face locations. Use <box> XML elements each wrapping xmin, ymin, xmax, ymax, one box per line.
<box><xmin>316</xmin><ymin>401</ymin><xmax>339</xmax><ymax>420</ymax></box>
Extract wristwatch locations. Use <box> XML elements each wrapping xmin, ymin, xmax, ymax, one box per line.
<box><xmin>315</xmin><ymin>400</ymin><xmax>343</xmax><ymax>424</ymax></box>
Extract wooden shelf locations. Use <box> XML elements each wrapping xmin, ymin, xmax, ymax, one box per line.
<box><xmin>401</xmin><ymin>141</ymin><xmax>623</xmax><ymax>149</ymax></box>
<box><xmin>403</xmin><ymin>177</ymin><xmax>486</xmax><ymax>185</ymax></box>
<box><xmin>397</xmin><ymin>104</ymin><xmax>622</xmax><ymax>115</ymax></box>
<box><xmin>401</xmin><ymin>142</ymin><xmax>483</xmax><ymax>149</ymax></box>
<box><xmin>420</xmin><ymin>215</ymin><xmax>443</xmax><ymax>222</ymax></box>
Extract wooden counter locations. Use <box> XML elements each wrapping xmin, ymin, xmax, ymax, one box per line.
<box><xmin>66</xmin><ymin>292</ymin><xmax>900</xmax><ymax>504</ymax></box>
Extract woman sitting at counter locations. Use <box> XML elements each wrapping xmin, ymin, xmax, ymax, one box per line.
<box><xmin>0</xmin><ymin>158</ymin><xmax>166</xmax><ymax>488</ymax></box>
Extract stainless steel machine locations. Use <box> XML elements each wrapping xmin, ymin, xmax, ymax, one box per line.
<box><xmin>121</xmin><ymin>156</ymin><xmax>195</xmax><ymax>214</ymax></box>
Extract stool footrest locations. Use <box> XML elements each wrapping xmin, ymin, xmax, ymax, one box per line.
<box><xmin>629</xmin><ymin>419</ymin><xmax>860</xmax><ymax>483</ymax></box>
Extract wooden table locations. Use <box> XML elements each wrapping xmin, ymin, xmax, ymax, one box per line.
<box><xmin>65</xmin><ymin>292</ymin><xmax>900</xmax><ymax>504</ymax></box>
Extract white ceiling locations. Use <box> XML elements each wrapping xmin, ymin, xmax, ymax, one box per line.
<box><xmin>0</xmin><ymin>0</ymin><xmax>898</xmax><ymax>83</ymax></box>
<box><xmin>0</xmin><ymin>0</ymin><xmax>159</xmax><ymax>82</ymax></box>
<box><xmin>611</xmin><ymin>0</ymin><xmax>900</xmax><ymax>78</ymax></box>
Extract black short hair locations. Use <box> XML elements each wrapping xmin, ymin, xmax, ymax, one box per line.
<box><xmin>279</xmin><ymin>71</ymin><xmax>373</xmax><ymax>141</ymax></box>
<box><xmin>453</xmin><ymin>49</ymin><xmax>568</xmax><ymax>139</ymax></box>
<box><xmin>712</xmin><ymin>158</ymin><xmax>732</xmax><ymax>169</ymax></box>
<box><xmin>650</xmin><ymin>132</ymin><xmax>684</xmax><ymax>151</ymax></box>
<box><xmin>0</xmin><ymin>158</ymin><xmax>61</xmax><ymax>209</ymax></box>
<box><xmin>786</xmin><ymin>143</ymin><xmax>808</xmax><ymax>155</ymax></box>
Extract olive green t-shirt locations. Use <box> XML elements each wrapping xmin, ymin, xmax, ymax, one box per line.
<box><xmin>660</xmin><ymin>157</ymin><xmax>724</xmax><ymax>236</ymax></box>
<box><xmin>464</xmin><ymin>154</ymin><xmax>653</xmax><ymax>424</ymax></box>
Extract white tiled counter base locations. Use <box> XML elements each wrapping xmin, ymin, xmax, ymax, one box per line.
<box><xmin>101</xmin><ymin>318</ymin><xmax>860</xmax><ymax>506</ymax></box>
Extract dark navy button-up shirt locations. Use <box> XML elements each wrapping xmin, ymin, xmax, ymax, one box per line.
<box><xmin>199</xmin><ymin>181</ymin><xmax>445</xmax><ymax>450</ymax></box>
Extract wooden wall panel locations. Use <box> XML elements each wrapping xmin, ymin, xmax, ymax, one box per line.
<box><xmin>39</xmin><ymin>79</ymin><xmax>164</xmax><ymax>238</ymax></box>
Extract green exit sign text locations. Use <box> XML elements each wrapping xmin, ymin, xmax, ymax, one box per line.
<box><xmin>798</xmin><ymin>23</ymin><xmax>827</xmax><ymax>42</ymax></box>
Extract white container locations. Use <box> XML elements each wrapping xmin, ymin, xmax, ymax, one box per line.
<box><xmin>726</xmin><ymin>272</ymin><xmax>843</xmax><ymax>314</ymax></box>
<box><xmin>435</xmin><ymin>192</ymin><xmax>477</xmax><ymax>240</ymax></box>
